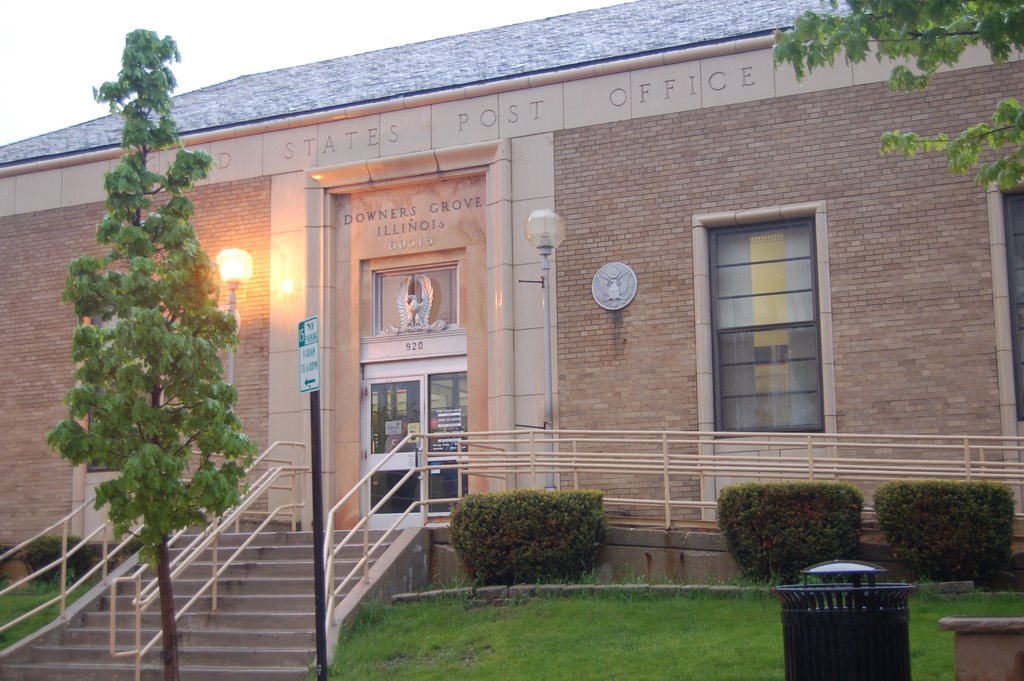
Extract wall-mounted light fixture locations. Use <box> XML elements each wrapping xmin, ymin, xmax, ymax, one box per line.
<box><xmin>216</xmin><ymin>248</ymin><xmax>253</xmax><ymax>385</ymax></box>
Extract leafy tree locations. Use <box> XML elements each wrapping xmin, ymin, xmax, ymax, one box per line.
<box><xmin>775</xmin><ymin>0</ymin><xmax>1024</xmax><ymax>189</ymax></box>
<box><xmin>47</xmin><ymin>29</ymin><xmax>255</xmax><ymax>681</ymax></box>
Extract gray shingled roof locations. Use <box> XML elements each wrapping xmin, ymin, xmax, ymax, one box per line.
<box><xmin>0</xmin><ymin>0</ymin><xmax>824</xmax><ymax>166</ymax></box>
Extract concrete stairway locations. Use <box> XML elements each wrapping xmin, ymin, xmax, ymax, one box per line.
<box><xmin>0</xmin><ymin>530</ymin><xmax>388</xmax><ymax>681</ymax></box>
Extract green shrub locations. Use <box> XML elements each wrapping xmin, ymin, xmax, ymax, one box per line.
<box><xmin>23</xmin><ymin>535</ymin><xmax>97</xmax><ymax>580</ymax></box>
<box><xmin>449</xmin><ymin>489</ymin><xmax>608</xmax><ymax>586</ymax></box>
<box><xmin>717</xmin><ymin>481</ymin><xmax>863</xmax><ymax>583</ymax></box>
<box><xmin>874</xmin><ymin>480</ymin><xmax>1014</xmax><ymax>582</ymax></box>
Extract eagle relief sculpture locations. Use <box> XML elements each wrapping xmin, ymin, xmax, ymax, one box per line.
<box><xmin>384</xmin><ymin>274</ymin><xmax>448</xmax><ymax>335</ymax></box>
<box><xmin>592</xmin><ymin>262</ymin><xmax>638</xmax><ymax>311</ymax></box>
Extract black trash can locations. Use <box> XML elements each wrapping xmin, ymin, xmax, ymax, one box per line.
<box><xmin>772</xmin><ymin>560</ymin><xmax>915</xmax><ymax>681</ymax></box>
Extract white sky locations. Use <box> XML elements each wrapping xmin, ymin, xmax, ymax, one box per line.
<box><xmin>0</xmin><ymin>0</ymin><xmax>622</xmax><ymax>147</ymax></box>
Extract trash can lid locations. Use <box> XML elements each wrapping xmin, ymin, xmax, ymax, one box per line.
<box><xmin>800</xmin><ymin>560</ymin><xmax>889</xmax><ymax>585</ymax></box>
<box><xmin>802</xmin><ymin>560</ymin><xmax>887</xmax><ymax>577</ymax></box>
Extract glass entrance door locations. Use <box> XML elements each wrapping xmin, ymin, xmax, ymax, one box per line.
<box><xmin>367</xmin><ymin>377</ymin><xmax>421</xmax><ymax>517</ymax></box>
<box><xmin>425</xmin><ymin>371</ymin><xmax>469</xmax><ymax>508</ymax></box>
<box><xmin>363</xmin><ymin>358</ymin><xmax>467</xmax><ymax>527</ymax></box>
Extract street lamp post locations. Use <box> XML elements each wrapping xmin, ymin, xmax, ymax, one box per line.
<box><xmin>525</xmin><ymin>209</ymin><xmax>566</xmax><ymax>489</ymax></box>
<box><xmin>216</xmin><ymin>248</ymin><xmax>253</xmax><ymax>385</ymax></box>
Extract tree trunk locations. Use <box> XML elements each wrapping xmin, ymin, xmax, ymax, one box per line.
<box><xmin>157</xmin><ymin>535</ymin><xmax>180</xmax><ymax>681</ymax></box>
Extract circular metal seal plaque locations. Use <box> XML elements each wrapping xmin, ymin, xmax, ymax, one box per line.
<box><xmin>591</xmin><ymin>262</ymin><xmax>637</xmax><ymax>311</ymax></box>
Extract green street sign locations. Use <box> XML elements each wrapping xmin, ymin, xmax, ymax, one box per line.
<box><xmin>298</xmin><ymin>316</ymin><xmax>320</xmax><ymax>393</ymax></box>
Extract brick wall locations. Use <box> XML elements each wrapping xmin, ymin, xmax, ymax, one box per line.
<box><xmin>0</xmin><ymin>175</ymin><xmax>270</xmax><ymax>543</ymax></box>
<box><xmin>190</xmin><ymin>177</ymin><xmax>271</xmax><ymax>459</ymax></box>
<box><xmin>554</xmin><ymin>62</ymin><xmax>1015</xmax><ymax>444</ymax></box>
<box><xmin>0</xmin><ymin>202</ymin><xmax>106</xmax><ymax>543</ymax></box>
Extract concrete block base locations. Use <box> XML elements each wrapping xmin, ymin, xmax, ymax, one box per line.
<box><xmin>939</xmin><ymin>617</ymin><xmax>1024</xmax><ymax>681</ymax></box>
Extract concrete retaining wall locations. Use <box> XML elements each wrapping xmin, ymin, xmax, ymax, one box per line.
<box><xmin>429</xmin><ymin>526</ymin><xmax>1024</xmax><ymax>588</ymax></box>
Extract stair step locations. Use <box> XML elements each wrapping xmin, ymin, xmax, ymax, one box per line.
<box><xmin>28</xmin><ymin>644</ymin><xmax>315</xmax><ymax>667</ymax></box>
<box><xmin>100</xmin><ymin>571</ymin><xmax>368</xmax><ymax>607</ymax></box>
<box><xmin>0</xmin><ymin>661</ymin><xmax>311</xmax><ymax>681</ymax></box>
<box><xmin>102</xmin><ymin>592</ymin><xmax>319</xmax><ymax>614</ymax></box>
<box><xmin>61</xmin><ymin>627</ymin><xmax>315</xmax><ymax>648</ymax></box>
<box><xmin>169</xmin><ymin>529</ymin><xmax>387</xmax><ymax>550</ymax></box>
<box><xmin>173</xmin><ymin>558</ymin><xmax>364</xmax><ymax>578</ymax></box>
<box><xmin>170</xmin><ymin>574</ymin><xmax>365</xmax><ymax>595</ymax></box>
<box><xmin>79</xmin><ymin>609</ymin><xmax>320</xmax><ymax>632</ymax></box>
<box><xmin>0</xmin><ymin>528</ymin><xmax>396</xmax><ymax>681</ymax></box>
<box><xmin>169</xmin><ymin>542</ymin><xmax>381</xmax><ymax>562</ymax></box>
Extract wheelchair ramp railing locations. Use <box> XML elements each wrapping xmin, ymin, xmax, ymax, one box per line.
<box><xmin>323</xmin><ymin>428</ymin><xmax>1024</xmax><ymax>629</ymax></box>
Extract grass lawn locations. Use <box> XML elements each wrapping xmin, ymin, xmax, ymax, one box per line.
<box><xmin>328</xmin><ymin>589</ymin><xmax>1024</xmax><ymax>681</ymax></box>
<box><xmin>0</xmin><ymin>578</ymin><xmax>94</xmax><ymax>649</ymax></box>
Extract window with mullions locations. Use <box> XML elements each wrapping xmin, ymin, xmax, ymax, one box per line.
<box><xmin>1004</xmin><ymin>195</ymin><xmax>1024</xmax><ymax>419</ymax></box>
<box><xmin>711</xmin><ymin>220</ymin><xmax>822</xmax><ymax>431</ymax></box>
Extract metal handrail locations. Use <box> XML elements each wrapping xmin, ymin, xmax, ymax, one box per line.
<box><xmin>321</xmin><ymin>428</ymin><xmax>1024</xmax><ymax>633</ymax></box>
<box><xmin>105</xmin><ymin>441</ymin><xmax>308</xmax><ymax>679</ymax></box>
<box><xmin>109</xmin><ymin>467</ymin><xmax>308</xmax><ymax>675</ymax></box>
<box><xmin>0</xmin><ymin>526</ymin><xmax>141</xmax><ymax>638</ymax></box>
<box><xmin>0</xmin><ymin>440</ymin><xmax>306</xmax><ymax>679</ymax></box>
<box><xmin>1</xmin><ymin>497</ymin><xmax>96</xmax><ymax>566</ymax></box>
<box><xmin>322</xmin><ymin>433</ymin><xmax>420</xmax><ymax>625</ymax></box>
<box><xmin>9</xmin><ymin>429</ymin><xmax>1024</xmax><ymax>671</ymax></box>
<box><xmin>0</xmin><ymin>493</ymin><xmax>147</xmax><ymax>638</ymax></box>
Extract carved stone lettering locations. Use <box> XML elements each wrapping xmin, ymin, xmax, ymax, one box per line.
<box><xmin>638</xmin><ymin>79</ymin><xmax>678</xmax><ymax>103</ymax></box>
<box><xmin>341</xmin><ymin>177</ymin><xmax>485</xmax><ymax>257</ymax></box>
<box><xmin>609</xmin><ymin>88</ymin><xmax>628</xmax><ymax>107</ymax></box>
<box><xmin>275</xmin><ymin>134</ymin><xmax>334</xmax><ymax>164</ymax></box>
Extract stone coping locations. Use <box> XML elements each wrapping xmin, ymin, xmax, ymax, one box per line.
<box><xmin>391</xmin><ymin>583</ymin><xmax>767</xmax><ymax>604</ymax></box>
<box><xmin>939</xmin><ymin>617</ymin><xmax>1024</xmax><ymax>635</ymax></box>
<box><xmin>391</xmin><ymin>580</ymin><xmax>984</xmax><ymax>605</ymax></box>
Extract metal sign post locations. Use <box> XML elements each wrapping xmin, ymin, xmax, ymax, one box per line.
<box><xmin>299</xmin><ymin>316</ymin><xmax>327</xmax><ymax>681</ymax></box>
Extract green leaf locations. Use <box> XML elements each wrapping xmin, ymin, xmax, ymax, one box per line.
<box><xmin>777</xmin><ymin>0</ymin><xmax>1024</xmax><ymax>187</ymax></box>
<box><xmin>51</xmin><ymin>29</ymin><xmax>256</xmax><ymax>574</ymax></box>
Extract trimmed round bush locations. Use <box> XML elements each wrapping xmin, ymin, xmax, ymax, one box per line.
<box><xmin>24</xmin><ymin>534</ymin><xmax>96</xmax><ymax>579</ymax></box>
<box><xmin>874</xmin><ymin>480</ymin><xmax>1014</xmax><ymax>582</ymax></box>
<box><xmin>717</xmin><ymin>481</ymin><xmax>863</xmax><ymax>583</ymax></box>
<box><xmin>449</xmin><ymin>489</ymin><xmax>607</xmax><ymax>586</ymax></box>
